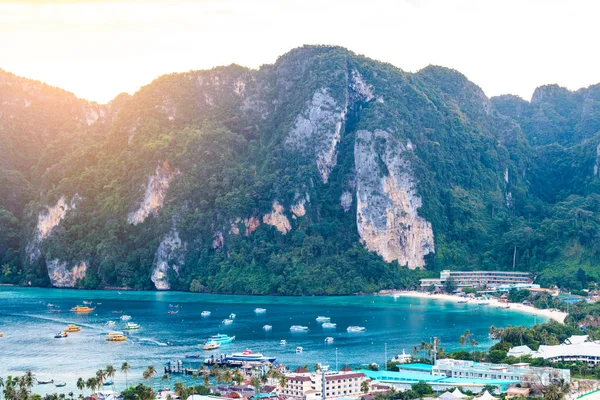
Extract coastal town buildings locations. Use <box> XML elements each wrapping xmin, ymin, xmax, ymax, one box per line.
<box><xmin>420</xmin><ymin>270</ymin><xmax>533</xmax><ymax>290</ymax></box>
<box><xmin>278</xmin><ymin>366</ymin><xmax>368</xmax><ymax>399</ymax></box>
<box><xmin>507</xmin><ymin>335</ymin><xmax>600</xmax><ymax>365</ymax></box>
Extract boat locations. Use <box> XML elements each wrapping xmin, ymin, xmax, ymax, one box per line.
<box><xmin>263</xmin><ymin>324</ymin><xmax>272</xmax><ymax>331</ymax></box>
<box><xmin>112</xmin><ymin>310</ymin><xmax>123</xmax><ymax>314</ymax></box>
<box><xmin>54</xmin><ymin>331</ymin><xmax>68</xmax><ymax>339</ymax></box>
<box><xmin>103</xmin><ymin>380</ymin><xmax>113</xmax><ymax>386</ymax></box>
<box><xmin>280</xmin><ymin>340</ymin><xmax>287</xmax><ymax>345</ymax></box>
<box><xmin>185</xmin><ymin>354</ymin><xmax>201</xmax><ymax>359</ymax></box>
<box><xmin>65</xmin><ymin>324</ymin><xmax>81</xmax><ymax>332</ymax></box>
<box><xmin>290</xmin><ymin>325</ymin><xmax>309</xmax><ymax>332</ymax></box>
<box><xmin>82</xmin><ymin>300</ymin><xmax>92</xmax><ymax>305</ymax></box>
<box><xmin>324</xmin><ymin>337</ymin><xmax>334</xmax><ymax>344</ymax></box>
<box><xmin>477</xmin><ymin>300</ymin><xmax>489</xmax><ymax>305</ymax></box>
<box><xmin>106</xmin><ymin>331</ymin><xmax>127</xmax><ymax>341</ymax></box>
<box><xmin>203</xmin><ymin>341</ymin><xmax>221</xmax><ymax>350</ymax></box>
<box><xmin>229</xmin><ymin>313</ymin><xmax>236</xmax><ymax>319</ymax></box>
<box><xmin>205</xmin><ymin>333</ymin><xmax>235</xmax><ymax>344</ymax></box>
<box><xmin>497</xmin><ymin>304</ymin><xmax>511</xmax><ymax>309</ymax></box>
<box><xmin>49</xmin><ymin>309</ymin><xmax>61</xmax><ymax>313</ymax></box>
<box><xmin>120</xmin><ymin>315</ymin><xmax>132</xmax><ymax>321</ymax></box>
<box><xmin>124</xmin><ymin>322</ymin><xmax>140</xmax><ymax>330</ymax></box>
<box><xmin>347</xmin><ymin>326</ymin><xmax>366</xmax><ymax>332</ymax></box>
<box><xmin>37</xmin><ymin>380</ymin><xmax>54</xmax><ymax>385</ymax></box>
<box><xmin>391</xmin><ymin>349</ymin><xmax>411</xmax><ymax>363</ymax></box>
<box><xmin>169</xmin><ymin>304</ymin><xmax>179</xmax><ymax>308</ymax></box>
<box><xmin>296</xmin><ymin>346</ymin><xmax>303</xmax><ymax>353</ymax></box>
<box><xmin>106</xmin><ymin>321</ymin><xmax>116</xmax><ymax>327</ymax></box>
<box><xmin>70</xmin><ymin>305</ymin><xmax>94</xmax><ymax>313</ymax></box>
<box><xmin>254</xmin><ymin>308</ymin><xmax>267</xmax><ymax>314</ymax></box>
<box><xmin>457</xmin><ymin>299</ymin><xmax>469</xmax><ymax>303</ymax></box>
<box><xmin>224</xmin><ymin>349</ymin><xmax>276</xmax><ymax>363</ymax></box>
<box><xmin>54</xmin><ymin>382</ymin><xmax>66</xmax><ymax>387</ymax></box>
<box><xmin>316</xmin><ymin>316</ymin><xmax>331</xmax><ymax>322</ymax></box>
<box><xmin>222</xmin><ymin>319</ymin><xmax>233</xmax><ymax>325</ymax></box>
<box><xmin>201</xmin><ymin>311</ymin><xmax>211</xmax><ymax>317</ymax></box>
<box><xmin>322</xmin><ymin>322</ymin><xmax>337</xmax><ymax>329</ymax></box>
<box><xmin>168</xmin><ymin>310</ymin><xmax>179</xmax><ymax>315</ymax></box>
<box><xmin>47</xmin><ymin>303</ymin><xmax>56</xmax><ymax>308</ymax></box>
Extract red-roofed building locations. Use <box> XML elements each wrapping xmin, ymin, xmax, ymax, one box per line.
<box><xmin>278</xmin><ymin>368</ymin><xmax>367</xmax><ymax>399</ymax></box>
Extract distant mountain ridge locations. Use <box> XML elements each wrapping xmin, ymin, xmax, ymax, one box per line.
<box><xmin>1</xmin><ymin>46</ymin><xmax>599</xmax><ymax>294</ymax></box>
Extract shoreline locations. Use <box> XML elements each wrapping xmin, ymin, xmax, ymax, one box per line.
<box><xmin>390</xmin><ymin>290</ymin><xmax>568</xmax><ymax>324</ymax></box>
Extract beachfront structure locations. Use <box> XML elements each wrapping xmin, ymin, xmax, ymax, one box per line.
<box><xmin>278</xmin><ymin>366</ymin><xmax>368</xmax><ymax>399</ymax></box>
<box><xmin>507</xmin><ymin>335</ymin><xmax>600</xmax><ymax>366</ymax></box>
<box><xmin>420</xmin><ymin>270</ymin><xmax>532</xmax><ymax>290</ymax></box>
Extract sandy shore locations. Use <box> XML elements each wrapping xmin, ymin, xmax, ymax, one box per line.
<box><xmin>390</xmin><ymin>291</ymin><xmax>567</xmax><ymax>324</ymax></box>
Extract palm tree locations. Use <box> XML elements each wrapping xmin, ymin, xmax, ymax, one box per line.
<box><xmin>202</xmin><ymin>372</ymin><xmax>210</xmax><ymax>387</ymax></box>
<box><xmin>0</xmin><ymin>376</ymin><xmax>4</xmax><ymax>400</ymax></box>
<box><xmin>162</xmin><ymin>373</ymin><xmax>170</xmax><ymax>387</ymax></box>
<box><xmin>250</xmin><ymin>376</ymin><xmax>261</xmax><ymax>394</ymax></box>
<box><xmin>361</xmin><ymin>380</ymin><xmax>369</xmax><ymax>394</ymax></box>
<box><xmin>459</xmin><ymin>329</ymin><xmax>471</xmax><ymax>347</ymax></box>
<box><xmin>121</xmin><ymin>362</ymin><xmax>131</xmax><ymax>389</ymax></box>
<box><xmin>222</xmin><ymin>369</ymin><xmax>233</xmax><ymax>388</ymax></box>
<box><xmin>191</xmin><ymin>373</ymin><xmax>199</xmax><ymax>395</ymax></box>
<box><xmin>24</xmin><ymin>370</ymin><xmax>35</xmax><ymax>394</ymax></box>
<box><xmin>174</xmin><ymin>381</ymin><xmax>186</xmax><ymax>398</ymax></box>
<box><xmin>86</xmin><ymin>377</ymin><xmax>98</xmax><ymax>394</ymax></box>
<box><xmin>278</xmin><ymin>375</ymin><xmax>287</xmax><ymax>391</ymax></box>
<box><xmin>105</xmin><ymin>365</ymin><xmax>116</xmax><ymax>392</ymax></box>
<box><xmin>143</xmin><ymin>365</ymin><xmax>156</xmax><ymax>389</ymax></box>
<box><xmin>233</xmin><ymin>370</ymin><xmax>243</xmax><ymax>386</ymax></box>
<box><xmin>76</xmin><ymin>377</ymin><xmax>85</xmax><ymax>396</ymax></box>
<box><xmin>470</xmin><ymin>338</ymin><xmax>479</xmax><ymax>358</ymax></box>
<box><xmin>95</xmin><ymin>369</ymin><xmax>105</xmax><ymax>388</ymax></box>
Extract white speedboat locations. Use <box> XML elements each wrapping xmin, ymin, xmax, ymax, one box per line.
<box><xmin>290</xmin><ymin>325</ymin><xmax>309</xmax><ymax>332</ymax></box>
<box><xmin>322</xmin><ymin>322</ymin><xmax>337</xmax><ymax>329</ymax></box>
<box><xmin>229</xmin><ymin>313</ymin><xmax>236</xmax><ymax>319</ymax></box>
<box><xmin>296</xmin><ymin>346</ymin><xmax>303</xmax><ymax>353</ymax></box>
<box><xmin>347</xmin><ymin>326</ymin><xmax>366</xmax><ymax>332</ymax></box>
<box><xmin>222</xmin><ymin>319</ymin><xmax>234</xmax><ymax>325</ymax></box>
<box><xmin>280</xmin><ymin>340</ymin><xmax>287</xmax><ymax>345</ymax></box>
<box><xmin>316</xmin><ymin>316</ymin><xmax>331</xmax><ymax>322</ymax></box>
<box><xmin>106</xmin><ymin>320</ymin><xmax>116</xmax><ymax>327</ymax></box>
<box><xmin>201</xmin><ymin>311</ymin><xmax>211</xmax><ymax>317</ymax></box>
<box><xmin>120</xmin><ymin>315</ymin><xmax>132</xmax><ymax>321</ymax></box>
<box><xmin>324</xmin><ymin>337</ymin><xmax>334</xmax><ymax>344</ymax></box>
<box><xmin>391</xmin><ymin>349</ymin><xmax>411</xmax><ymax>363</ymax></box>
<box><xmin>254</xmin><ymin>308</ymin><xmax>267</xmax><ymax>314</ymax></box>
<box><xmin>224</xmin><ymin>349</ymin><xmax>276</xmax><ymax>363</ymax></box>
<box><xmin>263</xmin><ymin>325</ymin><xmax>272</xmax><ymax>331</ymax></box>
<box><xmin>124</xmin><ymin>322</ymin><xmax>140</xmax><ymax>330</ymax></box>
<box><xmin>203</xmin><ymin>341</ymin><xmax>221</xmax><ymax>350</ymax></box>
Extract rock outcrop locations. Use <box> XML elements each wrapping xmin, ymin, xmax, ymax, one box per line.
<box><xmin>595</xmin><ymin>144</ymin><xmax>600</xmax><ymax>176</ymax></box>
<box><xmin>340</xmin><ymin>191</ymin><xmax>353</xmax><ymax>212</ymax></box>
<box><xmin>128</xmin><ymin>161</ymin><xmax>180</xmax><ymax>225</ymax></box>
<box><xmin>291</xmin><ymin>194</ymin><xmax>309</xmax><ymax>218</ymax></box>
<box><xmin>286</xmin><ymin>88</ymin><xmax>348</xmax><ymax>183</ymax></box>
<box><xmin>152</xmin><ymin>228</ymin><xmax>186</xmax><ymax>290</ymax></box>
<box><xmin>354</xmin><ymin>129</ymin><xmax>434</xmax><ymax>269</ymax></box>
<box><xmin>263</xmin><ymin>201</ymin><xmax>291</xmax><ymax>234</ymax></box>
<box><xmin>230</xmin><ymin>216</ymin><xmax>261</xmax><ymax>236</ymax></box>
<box><xmin>47</xmin><ymin>260</ymin><xmax>87</xmax><ymax>288</ymax></box>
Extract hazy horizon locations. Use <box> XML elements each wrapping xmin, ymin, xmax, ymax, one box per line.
<box><xmin>1</xmin><ymin>0</ymin><xmax>599</xmax><ymax>103</ymax></box>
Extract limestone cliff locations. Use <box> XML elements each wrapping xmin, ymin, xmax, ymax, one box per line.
<box><xmin>354</xmin><ymin>129</ymin><xmax>434</xmax><ymax>268</ymax></box>
<box><xmin>128</xmin><ymin>161</ymin><xmax>180</xmax><ymax>225</ymax></box>
<box><xmin>152</xmin><ymin>228</ymin><xmax>186</xmax><ymax>290</ymax></box>
<box><xmin>263</xmin><ymin>201</ymin><xmax>291</xmax><ymax>234</ymax></box>
<box><xmin>595</xmin><ymin>144</ymin><xmax>600</xmax><ymax>176</ymax></box>
<box><xmin>47</xmin><ymin>260</ymin><xmax>87</xmax><ymax>288</ymax></box>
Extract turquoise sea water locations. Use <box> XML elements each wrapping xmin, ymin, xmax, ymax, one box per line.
<box><xmin>0</xmin><ymin>287</ymin><xmax>542</xmax><ymax>395</ymax></box>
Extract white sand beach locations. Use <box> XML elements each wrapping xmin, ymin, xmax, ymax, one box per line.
<box><xmin>390</xmin><ymin>291</ymin><xmax>568</xmax><ymax>324</ymax></box>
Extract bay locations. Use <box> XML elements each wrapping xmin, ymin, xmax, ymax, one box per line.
<box><xmin>0</xmin><ymin>287</ymin><xmax>541</xmax><ymax>395</ymax></box>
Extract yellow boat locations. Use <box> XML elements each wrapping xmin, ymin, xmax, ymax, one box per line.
<box><xmin>106</xmin><ymin>331</ymin><xmax>127</xmax><ymax>342</ymax></box>
<box><xmin>70</xmin><ymin>305</ymin><xmax>94</xmax><ymax>313</ymax></box>
<box><xmin>0</xmin><ymin>333</ymin><xmax>4</xmax><ymax>337</ymax></box>
<box><xmin>65</xmin><ymin>324</ymin><xmax>81</xmax><ymax>332</ymax></box>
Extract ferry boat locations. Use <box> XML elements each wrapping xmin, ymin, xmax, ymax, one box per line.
<box><xmin>201</xmin><ymin>311</ymin><xmax>211</xmax><ymax>317</ymax></box>
<box><xmin>290</xmin><ymin>325</ymin><xmax>309</xmax><ymax>332</ymax></box>
<box><xmin>347</xmin><ymin>326</ymin><xmax>366</xmax><ymax>332</ymax></box>
<box><xmin>263</xmin><ymin>325</ymin><xmax>272</xmax><ymax>331</ymax></box>
<box><xmin>324</xmin><ymin>337</ymin><xmax>334</xmax><ymax>344</ymax></box>
<box><xmin>224</xmin><ymin>349</ymin><xmax>276</xmax><ymax>363</ymax></box>
<box><xmin>229</xmin><ymin>313</ymin><xmax>236</xmax><ymax>319</ymax></box>
<box><xmin>70</xmin><ymin>305</ymin><xmax>94</xmax><ymax>313</ymax></box>
<box><xmin>222</xmin><ymin>319</ymin><xmax>233</xmax><ymax>325</ymax></box>
<box><xmin>54</xmin><ymin>331</ymin><xmax>68</xmax><ymax>339</ymax></box>
<box><xmin>203</xmin><ymin>341</ymin><xmax>221</xmax><ymax>350</ymax></box>
<box><xmin>322</xmin><ymin>322</ymin><xmax>337</xmax><ymax>329</ymax></box>
<box><xmin>205</xmin><ymin>333</ymin><xmax>235</xmax><ymax>344</ymax></box>
<box><xmin>254</xmin><ymin>308</ymin><xmax>267</xmax><ymax>314</ymax></box>
<box><xmin>391</xmin><ymin>349</ymin><xmax>411</xmax><ymax>363</ymax></box>
<box><xmin>296</xmin><ymin>346</ymin><xmax>303</xmax><ymax>353</ymax></box>
<box><xmin>106</xmin><ymin>331</ymin><xmax>127</xmax><ymax>341</ymax></box>
<box><xmin>316</xmin><ymin>316</ymin><xmax>331</xmax><ymax>322</ymax></box>
<box><xmin>124</xmin><ymin>322</ymin><xmax>140</xmax><ymax>330</ymax></box>
<box><xmin>65</xmin><ymin>324</ymin><xmax>81</xmax><ymax>332</ymax></box>
<box><xmin>120</xmin><ymin>315</ymin><xmax>132</xmax><ymax>321</ymax></box>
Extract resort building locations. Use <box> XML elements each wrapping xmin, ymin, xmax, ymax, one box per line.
<box><xmin>507</xmin><ymin>335</ymin><xmax>600</xmax><ymax>366</ymax></box>
<box><xmin>420</xmin><ymin>270</ymin><xmax>532</xmax><ymax>290</ymax></box>
<box><xmin>278</xmin><ymin>366</ymin><xmax>368</xmax><ymax>399</ymax></box>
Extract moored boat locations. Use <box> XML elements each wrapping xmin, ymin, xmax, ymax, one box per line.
<box><xmin>54</xmin><ymin>331</ymin><xmax>68</xmax><ymax>339</ymax></box>
<box><xmin>54</xmin><ymin>382</ymin><xmax>66</xmax><ymax>387</ymax></box>
<box><xmin>124</xmin><ymin>322</ymin><xmax>140</xmax><ymax>330</ymax></box>
<box><xmin>229</xmin><ymin>313</ymin><xmax>236</xmax><ymax>319</ymax></box>
<box><xmin>70</xmin><ymin>305</ymin><xmax>94</xmax><ymax>313</ymax></box>
<box><xmin>82</xmin><ymin>300</ymin><xmax>92</xmax><ymax>305</ymax></box>
<box><xmin>316</xmin><ymin>316</ymin><xmax>331</xmax><ymax>322</ymax></box>
<box><xmin>37</xmin><ymin>379</ymin><xmax>54</xmax><ymax>385</ymax></box>
<box><xmin>120</xmin><ymin>315</ymin><xmax>132</xmax><ymax>321</ymax></box>
<box><xmin>185</xmin><ymin>354</ymin><xmax>201</xmax><ymax>359</ymax></box>
<box><xmin>254</xmin><ymin>308</ymin><xmax>266</xmax><ymax>314</ymax></box>
<box><xmin>263</xmin><ymin>325</ymin><xmax>272</xmax><ymax>331</ymax></box>
<box><xmin>224</xmin><ymin>349</ymin><xmax>275</xmax><ymax>363</ymax></box>
<box><xmin>106</xmin><ymin>331</ymin><xmax>127</xmax><ymax>341</ymax></box>
<box><xmin>347</xmin><ymin>326</ymin><xmax>366</xmax><ymax>332</ymax></box>
<box><xmin>222</xmin><ymin>319</ymin><xmax>233</xmax><ymax>325</ymax></box>
<box><xmin>280</xmin><ymin>340</ymin><xmax>287</xmax><ymax>345</ymax></box>
<box><xmin>296</xmin><ymin>346</ymin><xmax>303</xmax><ymax>353</ymax></box>
<box><xmin>322</xmin><ymin>322</ymin><xmax>337</xmax><ymax>329</ymax></box>
<box><xmin>106</xmin><ymin>321</ymin><xmax>116</xmax><ymax>327</ymax></box>
<box><xmin>290</xmin><ymin>325</ymin><xmax>309</xmax><ymax>332</ymax></box>
<box><xmin>324</xmin><ymin>337</ymin><xmax>334</xmax><ymax>344</ymax></box>
<box><xmin>65</xmin><ymin>324</ymin><xmax>81</xmax><ymax>332</ymax></box>
<box><xmin>201</xmin><ymin>311</ymin><xmax>211</xmax><ymax>317</ymax></box>
<box><xmin>391</xmin><ymin>349</ymin><xmax>411</xmax><ymax>363</ymax></box>
<box><xmin>204</xmin><ymin>333</ymin><xmax>235</xmax><ymax>344</ymax></box>
<box><xmin>168</xmin><ymin>310</ymin><xmax>179</xmax><ymax>315</ymax></box>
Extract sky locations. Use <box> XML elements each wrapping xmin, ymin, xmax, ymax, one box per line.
<box><xmin>0</xmin><ymin>0</ymin><xmax>599</xmax><ymax>104</ymax></box>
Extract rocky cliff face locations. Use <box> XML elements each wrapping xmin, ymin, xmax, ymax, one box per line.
<box><xmin>354</xmin><ymin>129</ymin><xmax>434</xmax><ymax>268</ymax></box>
<box><xmin>263</xmin><ymin>201</ymin><xmax>292</xmax><ymax>234</ymax></box>
<box><xmin>152</xmin><ymin>228</ymin><xmax>186</xmax><ymax>290</ymax></box>
<box><xmin>128</xmin><ymin>161</ymin><xmax>180</xmax><ymax>225</ymax></box>
<box><xmin>47</xmin><ymin>260</ymin><xmax>87</xmax><ymax>287</ymax></box>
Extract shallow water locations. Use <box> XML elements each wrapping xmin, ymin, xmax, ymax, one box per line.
<box><xmin>0</xmin><ymin>287</ymin><xmax>542</xmax><ymax>395</ymax></box>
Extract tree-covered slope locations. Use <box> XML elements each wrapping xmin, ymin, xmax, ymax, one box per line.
<box><xmin>1</xmin><ymin>46</ymin><xmax>599</xmax><ymax>293</ymax></box>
